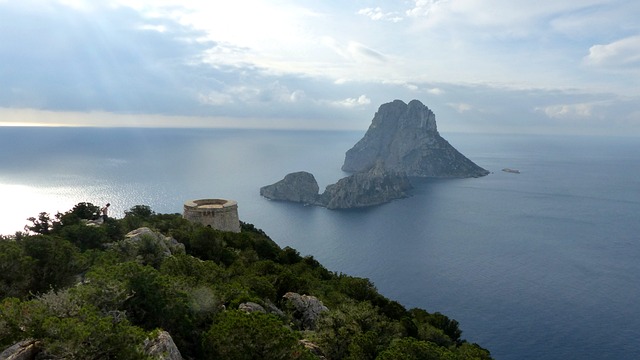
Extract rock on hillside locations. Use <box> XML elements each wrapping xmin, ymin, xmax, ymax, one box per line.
<box><xmin>143</xmin><ymin>331</ymin><xmax>183</xmax><ymax>360</ymax></box>
<box><xmin>260</xmin><ymin>171</ymin><xmax>320</xmax><ymax>204</ymax></box>
<box><xmin>342</xmin><ymin>99</ymin><xmax>489</xmax><ymax>178</ymax></box>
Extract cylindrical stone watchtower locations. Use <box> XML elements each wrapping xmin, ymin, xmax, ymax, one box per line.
<box><xmin>183</xmin><ymin>199</ymin><xmax>240</xmax><ymax>233</ymax></box>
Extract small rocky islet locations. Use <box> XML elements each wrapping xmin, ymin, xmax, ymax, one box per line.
<box><xmin>260</xmin><ymin>99</ymin><xmax>489</xmax><ymax>209</ymax></box>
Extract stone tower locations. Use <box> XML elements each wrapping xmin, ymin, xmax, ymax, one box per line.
<box><xmin>183</xmin><ymin>199</ymin><xmax>240</xmax><ymax>233</ymax></box>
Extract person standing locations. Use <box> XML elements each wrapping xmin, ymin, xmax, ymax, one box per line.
<box><xmin>101</xmin><ymin>203</ymin><xmax>110</xmax><ymax>223</ymax></box>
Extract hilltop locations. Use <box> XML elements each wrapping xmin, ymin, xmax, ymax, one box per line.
<box><xmin>0</xmin><ymin>202</ymin><xmax>492</xmax><ymax>359</ymax></box>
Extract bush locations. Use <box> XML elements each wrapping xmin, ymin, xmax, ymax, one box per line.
<box><xmin>202</xmin><ymin>310</ymin><xmax>312</xmax><ymax>360</ymax></box>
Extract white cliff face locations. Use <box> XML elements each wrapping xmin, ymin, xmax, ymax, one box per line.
<box><xmin>342</xmin><ymin>99</ymin><xmax>488</xmax><ymax>178</ymax></box>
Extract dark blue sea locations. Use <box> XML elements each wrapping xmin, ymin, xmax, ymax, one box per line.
<box><xmin>1</xmin><ymin>127</ymin><xmax>639</xmax><ymax>359</ymax></box>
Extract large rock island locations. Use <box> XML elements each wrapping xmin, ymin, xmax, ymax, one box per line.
<box><xmin>260</xmin><ymin>99</ymin><xmax>487</xmax><ymax>209</ymax></box>
<box><xmin>343</xmin><ymin>99</ymin><xmax>489</xmax><ymax>178</ymax></box>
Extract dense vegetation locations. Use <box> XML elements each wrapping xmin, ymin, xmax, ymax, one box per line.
<box><xmin>0</xmin><ymin>203</ymin><xmax>492</xmax><ymax>359</ymax></box>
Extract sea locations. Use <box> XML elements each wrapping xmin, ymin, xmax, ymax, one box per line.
<box><xmin>1</xmin><ymin>126</ymin><xmax>639</xmax><ymax>359</ymax></box>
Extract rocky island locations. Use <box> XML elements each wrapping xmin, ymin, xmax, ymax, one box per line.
<box><xmin>261</xmin><ymin>99</ymin><xmax>488</xmax><ymax>209</ymax></box>
<box><xmin>343</xmin><ymin>99</ymin><xmax>489</xmax><ymax>178</ymax></box>
<box><xmin>260</xmin><ymin>162</ymin><xmax>413</xmax><ymax>209</ymax></box>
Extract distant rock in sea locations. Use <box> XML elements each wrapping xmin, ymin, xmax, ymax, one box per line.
<box><xmin>260</xmin><ymin>171</ymin><xmax>320</xmax><ymax>204</ymax></box>
<box><xmin>342</xmin><ymin>99</ymin><xmax>489</xmax><ymax>178</ymax></box>
<box><xmin>260</xmin><ymin>163</ymin><xmax>412</xmax><ymax>209</ymax></box>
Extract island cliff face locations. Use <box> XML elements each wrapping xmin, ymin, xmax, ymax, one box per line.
<box><xmin>319</xmin><ymin>161</ymin><xmax>412</xmax><ymax>209</ymax></box>
<box><xmin>342</xmin><ymin>99</ymin><xmax>489</xmax><ymax>178</ymax></box>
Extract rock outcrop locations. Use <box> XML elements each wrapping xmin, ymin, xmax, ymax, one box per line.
<box><xmin>282</xmin><ymin>292</ymin><xmax>329</xmax><ymax>331</ymax></box>
<box><xmin>342</xmin><ymin>99</ymin><xmax>489</xmax><ymax>178</ymax></box>
<box><xmin>0</xmin><ymin>340</ymin><xmax>41</xmax><ymax>360</ymax></box>
<box><xmin>319</xmin><ymin>161</ymin><xmax>412</xmax><ymax>209</ymax></box>
<box><xmin>143</xmin><ymin>331</ymin><xmax>183</xmax><ymax>360</ymax></box>
<box><xmin>122</xmin><ymin>227</ymin><xmax>186</xmax><ymax>257</ymax></box>
<box><xmin>260</xmin><ymin>171</ymin><xmax>320</xmax><ymax>204</ymax></box>
<box><xmin>238</xmin><ymin>302</ymin><xmax>266</xmax><ymax>313</ymax></box>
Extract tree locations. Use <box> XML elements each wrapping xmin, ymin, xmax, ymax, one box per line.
<box><xmin>376</xmin><ymin>337</ymin><xmax>454</xmax><ymax>360</ymax></box>
<box><xmin>0</xmin><ymin>240</ymin><xmax>35</xmax><ymax>298</ymax></box>
<box><xmin>122</xmin><ymin>205</ymin><xmax>155</xmax><ymax>231</ymax></box>
<box><xmin>202</xmin><ymin>310</ymin><xmax>312</xmax><ymax>360</ymax></box>
<box><xmin>21</xmin><ymin>235</ymin><xmax>85</xmax><ymax>294</ymax></box>
<box><xmin>313</xmin><ymin>301</ymin><xmax>403</xmax><ymax>360</ymax></box>
<box><xmin>25</xmin><ymin>212</ymin><xmax>54</xmax><ymax>235</ymax></box>
<box><xmin>58</xmin><ymin>224</ymin><xmax>109</xmax><ymax>251</ymax></box>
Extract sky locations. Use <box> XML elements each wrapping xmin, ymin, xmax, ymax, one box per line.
<box><xmin>1</xmin><ymin>0</ymin><xmax>639</xmax><ymax>135</ymax></box>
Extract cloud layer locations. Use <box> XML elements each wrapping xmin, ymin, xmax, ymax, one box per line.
<box><xmin>1</xmin><ymin>0</ymin><xmax>639</xmax><ymax>135</ymax></box>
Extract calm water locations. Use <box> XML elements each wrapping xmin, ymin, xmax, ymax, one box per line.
<box><xmin>1</xmin><ymin>127</ymin><xmax>639</xmax><ymax>359</ymax></box>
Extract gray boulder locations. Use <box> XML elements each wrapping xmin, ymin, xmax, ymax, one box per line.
<box><xmin>0</xmin><ymin>340</ymin><xmax>41</xmax><ymax>360</ymax></box>
<box><xmin>319</xmin><ymin>161</ymin><xmax>412</xmax><ymax>209</ymax></box>
<box><xmin>238</xmin><ymin>302</ymin><xmax>266</xmax><ymax>313</ymax></box>
<box><xmin>342</xmin><ymin>99</ymin><xmax>489</xmax><ymax>178</ymax></box>
<box><xmin>300</xmin><ymin>339</ymin><xmax>326</xmax><ymax>359</ymax></box>
<box><xmin>143</xmin><ymin>331</ymin><xmax>183</xmax><ymax>360</ymax></box>
<box><xmin>260</xmin><ymin>171</ymin><xmax>320</xmax><ymax>203</ymax></box>
<box><xmin>123</xmin><ymin>227</ymin><xmax>186</xmax><ymax>256</ymax></box>
<box><xmin>283</xmin><ymin>292</ymin><xmax>329</xmax><ymax>330</ymax></box>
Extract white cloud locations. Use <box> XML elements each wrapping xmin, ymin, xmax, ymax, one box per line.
<box><xmin>447</xmin><ymin>102</ymin><xmax>472</xmax><ymax>113</ymax></box>
<box><xmin>138</xmin><ymin>24</ymin><xmax>168</xmax><ymax>33</ymax></box>
<box><xmin>357</xmin><ymin>7</ymin><xmax>403</xmax><ymax>22</ymax></box>
<box><xmin>536</xmin><ymin>103</ymin><xmax>596</xmax><ymax>119</ymax></box>
<box><xmin>427</xmin><ymin>87</ymin><xmax>444</xmax><ymax>95</ymax></box>
<box><xmin>332</xmin><ymin>95</ymin><xmax>371</xmax><ymax>108</ymax></box>
<box><xmin>323</xmin><ymin>38</ymin><xmax>387</xmax><ymax>64</ymax></box>
<box><xmin>198</xmin><ymin>83</ymin><xmax>304</xmax><ymax>107</ymax></box>
<box><xmin>585</xmin><ymin>35</ymin><xmax>640</xmax><ymax>68</ymax></box>
<box><xmin>198</xmin><ymin>91</ymin><xmax>233</xmax><ymax>106</ymax></box>
<box><xmin>406</xmin><ymin>0</ymin><xmax>448</xmax><ymax>18</ymax></box>
<box><xmin>347</xmin><ymin>42</ymin><xmax>387</xmax><ymax>63</ymax></box>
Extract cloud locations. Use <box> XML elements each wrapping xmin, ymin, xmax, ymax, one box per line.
<box><xmin>1</xmin><ymin>1</ymin><xmax>640</xmax><ymax>135</ymax></box>
<box><xmin>406</xmin><ymin>0</ymin><xmax>448</xmax><ymax>18</ymax></box>
<box><xmin>357</xmin><ymin>7</ymin><xmax>403</xmax><ymax>22</ymax></box>
<box><xmin>446</xmin><ymin>102</ymin><xmax>473</xmax><ymax>113</ymax></box>
<box><xmin>323</xmin><ymin>37</ymin><xmax>388</xmax><ymax>64</ymax></box>
<box><xmin>198</xmin><ymin>91</ymin><xmax>234</xmax><ymax>106</ymax></box>
<box><xmin>0</xmin><ymin>2</ymin><xmax>215</xmax><ymax>114</ymax></box>
<box><xmin>347</xmin><ymin>42</ymin><xmax>388</xmax><ymax>63</ymax></box>
<box><xmin>332</xmin><ymin>95</ymin><xmax>371</xmax><ymax>108</ymax></box>
<box><xmin>537</xmin><ymin>103</ymin><xmax>595</xmax><ymax>119</ymax></box>
<box><xmin>585</xmin><ymin>35</ymin><xmax>640</xmax><ymax>68</ymax></box>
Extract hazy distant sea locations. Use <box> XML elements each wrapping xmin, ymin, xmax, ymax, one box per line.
<box><xmin>1</xmin><ymin>127</ymin><xmax>639</xmax><ymax>359</ymax></box>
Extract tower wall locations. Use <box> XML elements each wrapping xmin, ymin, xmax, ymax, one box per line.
<box><xmin>183</xmin><ymin>199</ymin><xmax>240</xmax><ymax>233</ymax></box>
